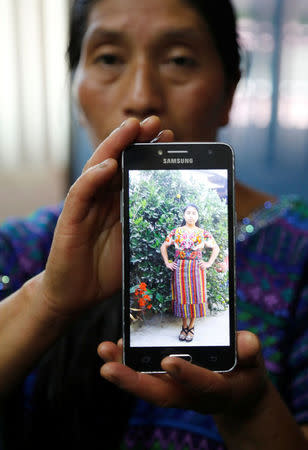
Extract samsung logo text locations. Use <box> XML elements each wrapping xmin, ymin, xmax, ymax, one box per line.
<box><xmin>163</xmin><ymin>158</ymin><xmax>194</xmax><ymax>164</ymax></box>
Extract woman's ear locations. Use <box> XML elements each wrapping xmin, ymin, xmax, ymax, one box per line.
<box><xmin>219</xmin><ymin>79</ymin><xmax>239</xmax><ymax>127</ymax></box>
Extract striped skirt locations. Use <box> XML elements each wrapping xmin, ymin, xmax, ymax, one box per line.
<box><xmin>171</xmin><ymin>259</ymin><xmax>207</xmax><ymax>318</ymax></box>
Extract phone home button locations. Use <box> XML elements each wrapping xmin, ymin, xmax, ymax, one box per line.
<box><xmin>141</xmin><ymin>356</ymin><xmax>151</xmax><ymax>364</ymax></box>
<box><xmin>168</xmin><ymin>354</ymin><xmax>192</xmax><ymax>362</ymax></box>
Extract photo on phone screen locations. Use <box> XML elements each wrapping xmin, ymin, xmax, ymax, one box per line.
<box><xmin>128</xmin><ymin>168</ymin><xmax>230</xmax><ymax>347</ymax></box>
<box><xmin>122</xmin><ymin>142</ymin><xmax>236</xmax><ymax>372</ymax></box>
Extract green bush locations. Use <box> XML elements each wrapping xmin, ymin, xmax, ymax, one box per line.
<box><xmin>129</xmin><ymin>170</ymin><xmax>229</xmax><ymax>315</ymax></box>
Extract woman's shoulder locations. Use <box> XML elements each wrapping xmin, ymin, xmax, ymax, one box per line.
<box><xmin>171</xmin><ymin>226</ymin><xmax>185</xmax><ymax>234</ymax></box>
<box><xmin>196</xmin><ymin>227</ymin><xmax>212</xmax><ymax>237</ymax></box>
<box><xmin>0</xmin><ymin>203</ymin><xmax>63</xmax><ymax>235</ymax></box>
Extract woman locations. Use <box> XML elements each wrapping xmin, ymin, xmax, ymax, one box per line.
<box><xmin>161</xmin><ymin>204</ymin><xmax>219</xmax><ymax>342</ymax></box>
<box><xmin>1</xmin><ymin>0</ymin><xmax>308</xmax><ymax>449</ymax></box>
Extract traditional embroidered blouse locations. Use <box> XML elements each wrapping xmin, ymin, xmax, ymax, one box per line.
<box><xmin>165</xmin><ymin>227</ymin><xmax>213</xmax><ymax>260</ymax></box>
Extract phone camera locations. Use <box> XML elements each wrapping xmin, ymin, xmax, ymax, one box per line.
<box><xmin>208</xmin><ymin>149</ymin><xmax>213</xmax><ymax>155</ymax></box>
<box><xmin>157</xmin><ymin>149</ymin><xmax>163</xmax><ymax>156</ymax></box>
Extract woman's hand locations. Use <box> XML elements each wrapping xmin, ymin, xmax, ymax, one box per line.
<box><xmin>215</xmin><ymin>261</ymin><xmax>228</xmax><ymax>273</ymax></box>
<box><xmin>165</xmin><ymin>261</ymin><xmax>177</xmax><ymax>271</ymax></box>
<box><xmin>98</xmin><ymin>331</ymin><xmax>268</xmax><ymax>417</ymax></box>
<box><xmin>98</xmin><ymin>332</ymin><xmax>308</xmax><ymax>449</ymax></box>
<box><xmin>37</xmin><ymin>116</ymin><xmax>174</xmax><ymax>319</ymax></box>
<box><xmin>199</xmin><ymin>260</ymin><xmax>212</xmax><ymax>271</ymax></box>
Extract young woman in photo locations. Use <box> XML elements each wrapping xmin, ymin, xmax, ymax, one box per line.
<box><xmin>161</xmin><ymin>204</ymin><xmax>219</xmax><ymax>342</ymax></box>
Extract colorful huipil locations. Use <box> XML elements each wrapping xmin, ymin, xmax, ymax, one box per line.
<box><xmin>164</xmin><ymin>227</ymin><xmax>214</xmax><ymax>318</ymax></box>
<box><xmin>1</xmin><ymin>196</ymin><xmax>308</xmax><ymax>450</ymax></box>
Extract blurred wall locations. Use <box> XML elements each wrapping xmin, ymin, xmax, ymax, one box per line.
<box><xmin>0</xmin><ymin>0</ymin><xmax>70</xmax><ymax>222</ymax></box>
<box><xmin>220</xmin><ymin>0</ymin><xmax>308</xmax><ymax>200</ymax></box>
<box><xmin>70</xmin><ymin>0</ymin><xmax>308</xmax><ymax>203</ymax></box>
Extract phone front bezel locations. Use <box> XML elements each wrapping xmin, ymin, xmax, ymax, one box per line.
<box><xmin>122</xmin><ymin>142</ymin><xmax>236</xmax><ymax>373</ymax></box>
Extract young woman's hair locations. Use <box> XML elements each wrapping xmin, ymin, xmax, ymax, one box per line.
<box><xmin>67</xmin><ymin>0</ymin><xmax>241</xmax><ymax>87</ymax></box>
<box><xmin>181</xmin><ymin>204</ymin><xmax>200</xmax><ymax>227</ymax></box>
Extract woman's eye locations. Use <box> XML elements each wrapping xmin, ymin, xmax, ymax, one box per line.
<box><xmin>94</xmin><ymin>54</ymin><xmax>122</xmax><ymax>65</ymax></box>
<box><xmin>168</xmin><ymin>56</ymin><xmax>196</xmax><ymax>67</ymax></box>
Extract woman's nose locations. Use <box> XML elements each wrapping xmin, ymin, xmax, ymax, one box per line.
<box><xmin>121</xmin><ymin>60</ymin><xmax>165</xmax><ymax>121</ymax></box>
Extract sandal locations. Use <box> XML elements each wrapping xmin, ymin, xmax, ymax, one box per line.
<box><xmin>179</xmin><ymin>326</ymin><xmax>188</xmax><ymax>341</ymax></box>
<box><xmin>185</xmin><ymin>327</ymin><xmax>194</xmax><ymax>342</ymax></box>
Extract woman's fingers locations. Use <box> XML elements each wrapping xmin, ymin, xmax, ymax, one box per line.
<box><xmin>236</xmin><ymin>330</ymin><xmax>262</xmax><ymax>368</ymax></box>
<box><xmin>100</xmin><ymin>357</ymin><xmax>231</xmax><ymax>412</ymax></box>
<box><xmin>59</xmin><ymin>158</ymin><xmax>118</xmax><ymax>226</ymax></box>
<box><xmin>161</xmin><ymin>357</ymin><xmax>230</xmax><ymax>406</ymax></box>
<box><xmin>98</xmin><ymin>341</ymin><xmax>123</xmax><ymax>363</ymax></box>
<box><xmin>83</xmin><ymin>118</ymin><xmax>140</xmax><ymax>171</ymax></box>
<box><xmin>98</xmin><ymin>331</ymin><xmax>266</xmax><ymax>414</ymax></box>
<box><xmin>136</xmin><ymin>116</ymin><xmax>163</xmax><ymax>142</ymax></box>
<box><xmin>100</xmin><ymin>362</ymin><xmax>189</xmax><ymax>409</ymax></box>
<box><xmin>150</xmin><ymin>129</ymin><xmax>174</xmax><ymax>143</ymax></box>
<box><xmin>83</xmin><ymin>116</ymin><xmax>173</xmax><ymax>172</ymax></box>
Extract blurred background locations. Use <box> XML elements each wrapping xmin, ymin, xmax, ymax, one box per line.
<box><xmin>0</xmin><ymin>0</ymin><xmax>308</xmax><ymax>222</ymax></box>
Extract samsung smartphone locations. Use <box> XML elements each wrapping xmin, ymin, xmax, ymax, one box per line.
<box><xmin>122</xmin><ymin>142</ymin><xmax>236</xmax><ymax>373</ymax></box>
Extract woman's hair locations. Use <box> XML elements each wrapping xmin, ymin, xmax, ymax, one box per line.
<box><xmin>181</xmin><ymin>204</ymin><xmax>200</xmax><ymax>227</ymax></box>
<box><xmin>67</xmin><ymin>0</ymin><xmax>241</xmax><ymax>87</ymax></box>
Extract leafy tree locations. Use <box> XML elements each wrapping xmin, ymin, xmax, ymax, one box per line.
<box><xmin>129</xmin><ymin>170</ymin><xmax>229</xmax><ymax>316</ymax></box>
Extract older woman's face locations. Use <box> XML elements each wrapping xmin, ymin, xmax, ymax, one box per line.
<box><xmin>73</xmin><ymin>0</ymin><xmax>235</xmax><ymax>147</ymax></box>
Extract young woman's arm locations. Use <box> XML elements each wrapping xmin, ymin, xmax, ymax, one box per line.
<box><xmin>160</xmin><ymin>241</ymin><xmax>177</xmax><ymax>270</ymax></box>
<box><xmin>199</xmin><ymin>238</ymin><xmax>219</xmax><ymax>270</ymax></box>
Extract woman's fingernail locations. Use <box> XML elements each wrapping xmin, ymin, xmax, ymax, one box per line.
<box><xmin>109</xmin><ymin>127</ymin><xmax>120</xmax><ymax>136</ymax></box>
<box><xmin>151</xmin><ymin>130</ymin><xmax>164</xmax><ymax>143</ymax></box>
<box><xmin>97</xmin><ymin>343</ymin><xmax>106</xmax><ymax>357</ymax></box>
<box><xmin>140</xmin><ymin>116</ymin><xmax>152</xmax><ymax>125</ymax></box>
<box><xmin>101</xmin><ymin>366</ymin><xmax>120</xmax><ymax>385</ymax></box>
<box><xmin>161</xmin><ymin>358</ymin><xmax>179</xmax><ymax>376</ymax></box>
<box><xmin>98</xmin><ymin>158</ymin><xmax>112</xmax><ymax>169</ymax></box>
<box><xmin>109</xmin><ymin>120</ymin><xmax>127</xmax><ymax>136</ymax></box>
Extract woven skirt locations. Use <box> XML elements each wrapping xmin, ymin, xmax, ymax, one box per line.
<box><xmin>171</xmin><ymin>259</ymin><xmax>207</xmax><ymax>318</ymax></box>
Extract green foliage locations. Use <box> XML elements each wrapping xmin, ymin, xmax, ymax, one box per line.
<box><xmin>129</xmin><ymin>170</ymin><xmax>229</xmax><ymax>315</ymax></box>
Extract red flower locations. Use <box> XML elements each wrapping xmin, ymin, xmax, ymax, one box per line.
<box><xmin>138</xmin><ymin>298</ymin><xmax>146</xmax><ymax>307</ymax></box>
<box><xmin>147</xmin><ymin>304</ymin><xmax>152</xmax><ymax>309</ymax></box>
<box><xmin>139</xmin><ymin>282</ymin><xmax>147</xmax><ymax>291</ymax></box>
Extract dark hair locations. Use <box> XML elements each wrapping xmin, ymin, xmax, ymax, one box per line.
<box><xmin>67</xmin><ymin>0</ymin><xmax>241</xmax><ymax>86</ymax></box>
<box><xmin>181</xmin><ymin>204</ymin><xmax>200</xmax><ymax>227</ymax></box>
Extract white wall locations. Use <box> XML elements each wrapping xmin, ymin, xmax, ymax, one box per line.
<box><xmin>0</xmin><ymin>0</ymin><xmax>70</xmax><ymax>221</ymax></box>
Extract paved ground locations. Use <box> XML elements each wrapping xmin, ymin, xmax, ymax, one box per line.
<box><xmin>130</xmin><ymin>308</ymin><xmax>229</xmax><ymax>347</ymax></box>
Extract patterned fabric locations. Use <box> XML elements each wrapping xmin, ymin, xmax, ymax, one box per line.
<box><xmin>165</xmin><ymin>227</ymin><xmax>213</xmax><ymax>257</ymax></box>
<box><xmin>165</xmin><ymin>227</ymin><xmax>213</xmax><ymax>318</ymax></box>
<box><xmin>0</xmin><ymin>203</ymin><xmax>63</xmax><ymax>298</ymax></box>
<box><xmin>123</xmin><ymin>196</ymin><xmax>308</xmax><ymax>449</ymax></box>
<box><xmin>0</xmin><ymin>197</ymin><xmax>308</xmax><ymax>450</ymax></box>
<box><xmin>171</xmin><ymin>259</ymin><xmax>207</xmax><ymax>318</ymax></box>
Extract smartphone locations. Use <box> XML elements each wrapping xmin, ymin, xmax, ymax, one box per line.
<box><xmin>122</xmin><ymin>142</ymin><xmax>236</xmax><ymax>373</ymax></box>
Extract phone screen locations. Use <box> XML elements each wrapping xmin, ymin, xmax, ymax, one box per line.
<box><xmin>122</xmin><ymin>143</ymin><xmax>236</xmax><ymax>372</ymax></box>
<box><xmin>128</xmin><ymin>168</ymin><xmax>230</xmax><ymax>348</ymax></box>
